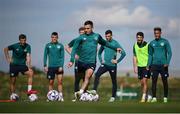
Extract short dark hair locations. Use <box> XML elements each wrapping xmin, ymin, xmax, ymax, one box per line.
<box><xmin>84</xmin><ymin>20</ymin><xmax>93</xmax><ymax>28</ymax></box>
<box><xmin>136</xmin><ymin>32</ymin><xmax>144</xmax><ymax>38</ymax></box>
<box><xmin>51</xmin><ymin>32</ymin><xmax>58</xmax><ymax>36</ymax></box>
<box><xmin>19</xmin><ymin>34</ymin><xmax>26</xmax><ymax>40</ymax></box>
<box><xmin>79</xmin><ymin>27</ymin><xmax>85</xmax><ymax>31</ymax></box>
<box><xmin>105</xmin><ymin>30</ymin><xmax>112</xmax><ymax>35</ymax></box>
<box><xmin>154</xmin><ymin>27</ymin><xmax>161</xmax><ymax>32</ymax></box>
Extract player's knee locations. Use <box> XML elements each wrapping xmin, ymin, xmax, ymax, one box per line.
<box><xmin>27</xmin><ymin>70</ymin><xmax>33</xmax><ymax>77</ymax></box>
<box><xmin>49</xmin><ymin>80</ymin><xmax>54</xmax><ymax>85</ymax></box>
<box><xmin>58</xmin><ymin>80</ymin><xmax>63</xmax><ymax>85</ymax></box>
<box><xmin>49</xmin><ymin>82</ymin><xmax>53</xmax><ymax>86</ymax></box>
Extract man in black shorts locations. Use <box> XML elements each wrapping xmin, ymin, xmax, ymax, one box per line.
<box><xmin>4</xmin><ymin>34</ymin><xmax>37</xmax><ymax>100</ymax></box>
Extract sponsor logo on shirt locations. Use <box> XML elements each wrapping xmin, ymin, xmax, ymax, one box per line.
<box><xmin>16</xmin><ymin>48</ymin><xmax>19</xmax><ymax>51</ymax></box>
<box><xmin>57</xmin><ymin>45</ymin><xmax>61</xmax><ymax>49</ymax></box>
<box><xmin>160</xmin><ymin>42</ymin><xmax>164</xmax><ymax>46</ymax></box>
<box><xmin>49</xmin><ymin>46</ymin><xmax>52</xmax><ymax>48</ymax></box>
<box><xmin>152</xmin><ymin>44</ymin><xmax>155</xmax><ymax>47</ymax></box>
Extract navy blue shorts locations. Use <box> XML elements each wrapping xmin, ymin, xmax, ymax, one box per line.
<box><xmin>150</xmin><ymin>65</ymin><xmax>169</xmax><ymax>78</ymax></box>
<box><xmin>76</xmin><ymin>61</ymin><xmax>96</xmax><ymax>73</ymax></box>
<box><xmin>9</xmin><ymin>64</ymin><xmax>28</xmax><ymax>77</ymax></box>
<box><xmin>95</xmin><ymin>64</ymin><xmax>117</xmax><ymax>77</ymax></box>
<box><xmin>138</xmin><ymin>67</ymin><xmax>150</xmax><ymax>79</ymax></box>
<box><xmin>47</xmin><ymin>67</ymin><xmax>64</xmax><ymax>80</ymax></box>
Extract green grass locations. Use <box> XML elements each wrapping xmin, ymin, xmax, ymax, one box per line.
<box><xmin>0</xmin><ymin>72</ymin><xmax>180</xmax><ymax>113</ymax></box>
<box><xmin>0</xmin><ymin>101</ymin><xmax>180</xmax><ymax>113</ymax></box>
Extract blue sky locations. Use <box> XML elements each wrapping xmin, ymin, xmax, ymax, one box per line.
<box><xmin>0</xmin><ymin>0</ymin><xmax>180</xmax><ymax>75</ymax></box>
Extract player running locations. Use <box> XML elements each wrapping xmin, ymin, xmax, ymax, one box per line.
<box><xmin>44</xmin><ymin>32</ymin><xmax>65</xmax><ymax>102</ymax></box>
<box><xmin>4</xmin><ymin>34</ymin><xmax>37</xmax><ymax>100</ymax></box>
<box><xmin>65</xmin><ymin>27</ymin><xmax>85</xmax><ymax>102</ymax></box>
<box><xmin>92</xmin><ymin>30</ymin><xmax>126</xmax><ymax>102</ymax></box>
<box><xmin>67</xmin><ymin>20</ymin><xmax>121</xmax><ymax>100</ymax></box>
<box><xmin>133</xmin><ymin>32</ymin><xmax>151</xmax><ymax>102</ymax></box>
<box><xmin>147</xmin><ymin>27</ymin><xmax>172</xmax><ymax>103</ymax></box>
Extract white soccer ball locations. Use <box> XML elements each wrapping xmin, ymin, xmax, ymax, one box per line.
<box><xmin>47</xmin><ymin>90</ymin><xmax>59</xmax><ymax>101</ymax></box>
<box><xmin>79</xmin><ymin>93</ymin><xmax>87</xmax><ymax>101</ymax></box>
<box><xmin>79</xmin><ymin>92</ymin><xmax>99</xmax><ymax>102</ymax></box>
<box><xmin>87</xmin><ymin>94</ymin><xmax>93</xmax><ymax>101</ymax></box>
<box><xmin>10</xmin><ymin>93</ymin><xmax>19</xmax><ymax>101</ymax></box>
<box><xmin>29</xmin><ymin>94</ymin><xmax>38</xmax><ymax>102</ymax></box>
<box><xmin>92</xmin><ymin>94</ymin><xmax>99</xmax><ymax>101</ymax></box>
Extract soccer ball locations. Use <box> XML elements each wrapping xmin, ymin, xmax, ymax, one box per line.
<box><xmin>79</xmin><ymin>93</ymin><xmax>88</xmax><ymax>101</ymax></box>
<box><xmin>47</xmin><ymin>90</ymin><xmax>59</xmax><ymax>101</ymax></box>
<box><xmin>86</xmin><ymin>94</ymin><xmax>93</xmax><ymax>101</ymax></box>
<box><xmin>93</xmin><ymin>94</ymin><xmax>99</xmax><ymax>101</ymax></box>
<box><xmin>79</xmin><ymin>92</ymin><xmax>99</xmax><ymax>102</ymax></box>
<box><xmin>10</xmin><ymin>93</ymin><xmax>19</xmax><ymax>101</ymax></box>
<box><xmin>29</xmin><ymin>94</ymin><xmax>38</xmax><ymax>102</ymax></box>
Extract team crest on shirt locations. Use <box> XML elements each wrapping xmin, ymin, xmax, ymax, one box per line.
<box><xmin>24</xmin><ymin>49</ymin><xmax>27</xmax><ymax>52</ymax></box>
<box><xmin>160</xmin><ymin>42</ymin><xmax>164</xmax><ymax>46</ymax></box>
<box><xmin>83</xmin><ymin>37</ymin><xmax>87</xmax><ymax>40</ymax></box>
<box><xmin>57</xmin><ymin>45</ymin><xmax>61</xmax><ymax>49</ymax></box>
<box><xmin>16</xmin><ymin>48</ymin><xmax>19</xmax><ymax>51</ymax></box>
<box><xmin>48</xmin><ymin>46</ymin><xmax>52</xmax><ymax>48</ymax></box>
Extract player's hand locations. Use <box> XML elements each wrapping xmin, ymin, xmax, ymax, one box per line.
<box><xmin>111</xmin><ymin>59</ymin><xmax>117</xmax><ymax>64</ymax></box>
<box><xmin>67</xmin><ymin>62</ymin><xmax>73</xmax><ymax>68</ymax></box>
<box><xmin>134</xmin><ymin>67</ymin><xmax>138</xmax><ymax>74</ymax></box>
<box><xmin>75</xmin><ymin>54</ymin><xmax>79</xmax><ymax>60</ymax></box>
<box><xmin>116</xmin><ymin>48</ymin><xmax>122</xmax><ymax>53</ymax></box>
<box><xmin>7</xmin><ymin>58</ymin><xmax>12</xmax><ymax>64</ymax></box>
<box><xmin>164</xmin><ymin>64</ymin><xmax>168</xmax><ymax>67</ymax></box>
<box><xmin>44</xmin><ymin>67</ymin><xmax>48</xmax><ymax>73</ymax></box>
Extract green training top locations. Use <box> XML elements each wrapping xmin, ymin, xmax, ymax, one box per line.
<box><xmin>68</xmin><ymin>38</ymin><xmax>81</xmax><ymax>56</ymax></box>
<box><xmin>8</xmin><ymin>43</ymin><xmax>31</xmax><ymax>65</ymax></box>
<box><xmin>147</xmin><ymin>38</ymin><xmax>172</xmax><ymax>66</ymax></box>
<box><xmin>44</xmin><ymin>42</ymin><xmax>64</xmax><ymax>67</ymax></box>
<box><xmin>70</xmin><ymin>32</ymin><xmax>118</xmax><ymax>64</ymax></box>
<box><xmin>98</xmin><ymin>39</ymin><xmax>126</xmax><ymax>67</ymax></box>
<box><xmin>133</xmin><ymin>41</ymin><xmax>148</xmax><ymax>67</ymax></box>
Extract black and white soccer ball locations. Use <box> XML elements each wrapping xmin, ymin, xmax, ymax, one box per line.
<box><xmin>10</xmin><ymin>93</ymin><xmax>19</xmax><ymax>101</ymax></box>
<box><xmin>47</xmin><ymin>90</ymin><xmax>59</xmax><ymax>101</ymax></box>
<box><xmin>29</xmin><ymin>94</ymin><xmax>38</xmax><ymax>102</ymax></box>
<box><xmin>79</xmin><ymin>92</ymin><xmax>99</xmax><ymax>102</ymax></box>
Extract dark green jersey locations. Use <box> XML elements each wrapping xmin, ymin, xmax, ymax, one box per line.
<box><xmin>8</xmin><ymin>43</ymin><xmax>31</xmax><ymax>65</ymax></box>
<box><xmin>147</xmin><ymin>38</ymin><xmax>172</xmax><ymax>66</ymax></box>
<box><xmin>70</xmin><ymin>32</ymin><xmax>117</xmax><ymax>64</ymax></box>
<box><xmin>44</xmin><ymin>42</ymin><xmax>64</xmax><ymax>67</ymax></box>
<box><xmin>68</xmin><ymin>38</ymin><xmax>81</xmax><ymax>56</ymax></box>
<box><xmin>98</xmin><ymin>39</ymin><xmax>126</xmax><ymax>67</ymax></box>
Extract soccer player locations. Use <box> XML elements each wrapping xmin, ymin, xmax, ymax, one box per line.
<box><xmin>92</xmin><ymin>30</ymin><xmax>126</xmax><ymax>102</ymax></box>
<box><xmin>65</xmin><ymin>27</ymin><xmax>85</xmax><ymax>101</ymax></box>
<box><xmin>67</xmin><ymin>20</ymin><xmax>121</xmax><ymax>99</ymax></box>
<box><xmin>147</xmin><ymin>27</ymin><xmax>172</xmax><ymax>103</ymax></box>
<box><xmin>133</xmin><ymin>32</ymin><xmax>150</xmax><ymax>102</ymax></box>
<box><xmin>4</xmin><ymin>34</ymin><xmax>37</xmax><ymax>99</ymax></box>
<box><xmin>44</xmin><ymin>32</ymin><xmax>65</xmax><ymax>102</ymax></box>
